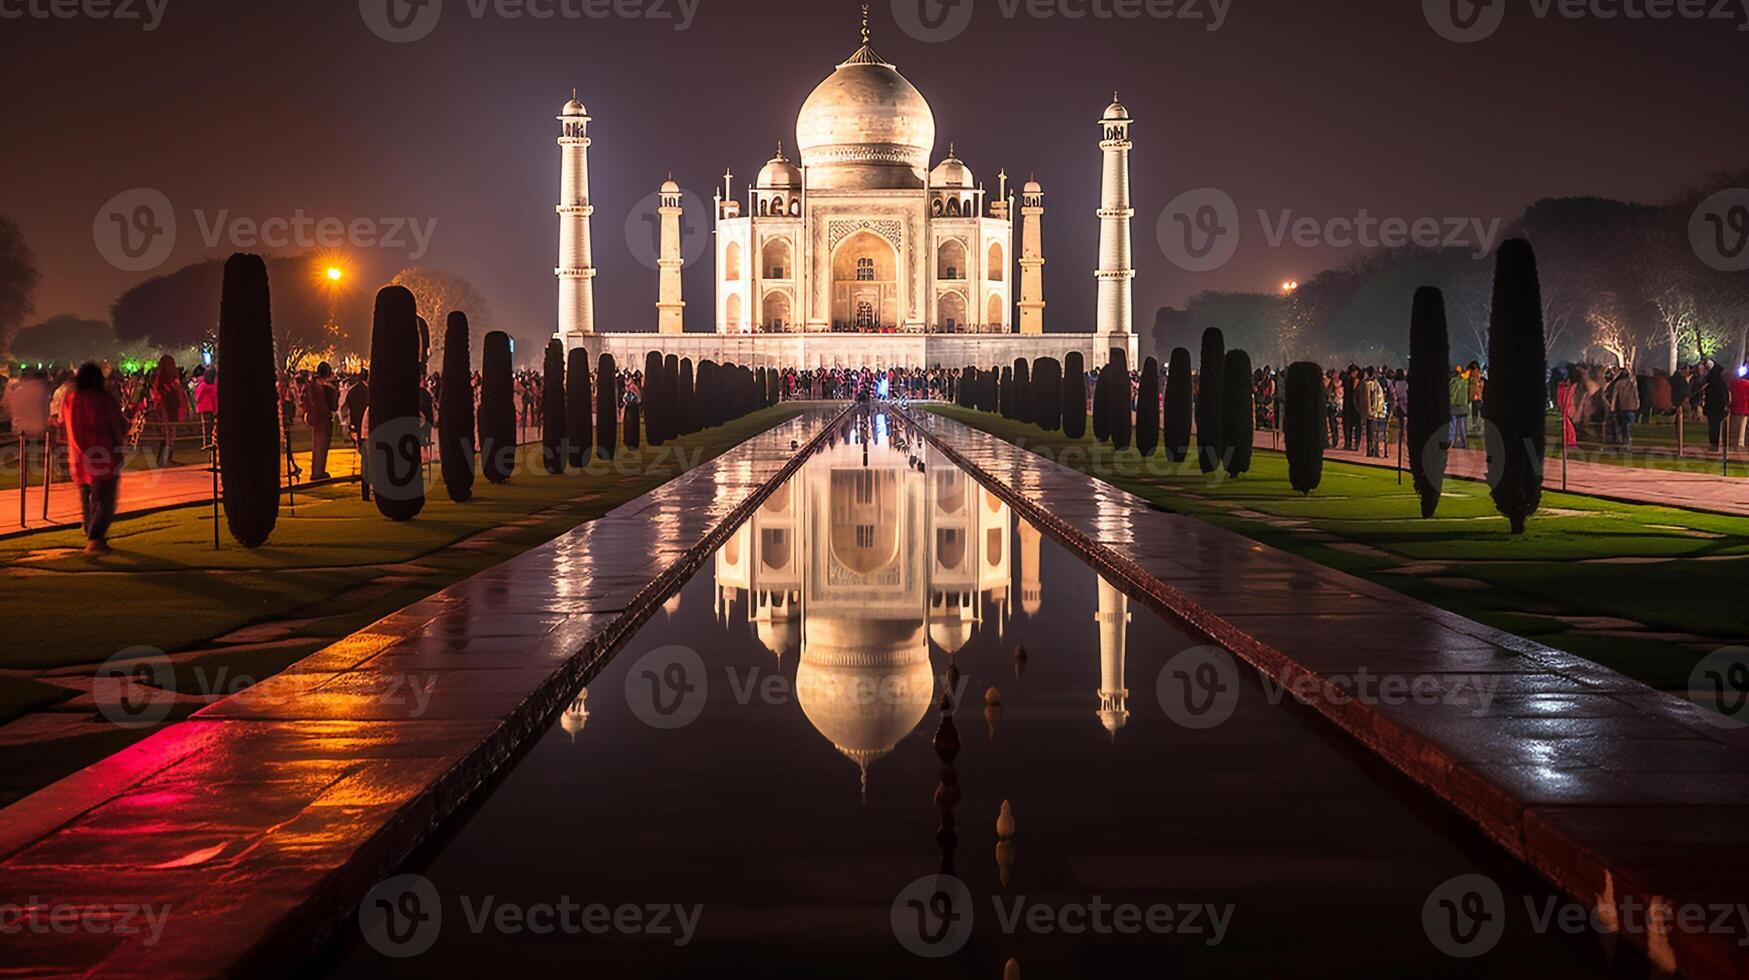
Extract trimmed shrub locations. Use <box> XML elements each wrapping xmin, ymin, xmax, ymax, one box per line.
<box><xmin>216</xmin><ymin>253</ymin><xmax>280</xmax><ymax>547</ymax></box>
<box><xmin>665</xmin><ymin>354</ymin><xmax>681</xmax><ymax>433</ymax></box>
<box><xmin>1164</xmin><ymin>347</ymin><xmax>1193</xmax><ymax>463</ymax></box>
<box><xmin>1484</xmin><ymin>239</ymin><xmax>1549</xmax><ymax>535</ymax></box>
<box><xmin>678</xmin><ymin>358</ymin><xmax>696</xmax><ymax>435</ymax></box>
<box><xmin>999</xmin><ymin>367</ymin><xmax>1013</xmax><ymax>418</ymax></box>
<box><xmin>1135</xmin><ymin>356</ymin><xmax>1160</xmax><ymax>457</ymax></box>
<box><xmin>624</xmin><ymin>396</ymin><xmax>641</xmax><ymax>451</ymax></box>
<box><xmin>1062</xmin><ymin>352</ymin><xmax>1087</xmax><ymax>439</ymax></box>
<box><xmin>596</xmin><ymin>353</ymin><xmax>618</xmax><ymax>459</ymax></box>
<box><xmin>566</xmin><ymin>347</ymin><xmax>593</xmax><ymax>468</ymax></box>
<box><xmin>697</xmin><ymin>360</ymin><xmax>718</xmax><ymax>428</ymax></box>
<box><xmin>479</xmin><ymin>331</ymin><xmax>515</xmax><ymax>483</ymax></box>
<box><xmin>1409</xmin><ymin>286</ymin><xmax>1453</xmax><ymax>518</ymax></box>
<box><xmin>541</xmin><ymin>339</ymin><xmax>567</xmax><ymax>475</ymax></box>
<box><xmin>1196</xmin><ymin>328</ymin><xmax>1226</xmax><ymax>473</ymax></box>
<box><xmin>367</xmin><ymin>286</ymin><xmax>426</xmax><ymax>522</ymax></box>
<box><xmin>438</xmin><ymin>312</ymin><xmax>475</xmax><ymax>502</ymax></box>
<box><xmin>1284</xmin><ymin>361</ymin><xmax>1325</xmax><ymax>494</ymax></box>
<box><xmin>1032</xmin><ymin>357</ymin><xmax>1062</xmax><ymax>432</ymax></box>
<box><xmin>1013</xmin><ymin>358</ymin><xmax>1033</xmax><ymax>424</ymax></box>
<box><xmin>642</xmin><ymin>351</ymin><xmax>665</xmax><ymax>446</ymax></box>
<box><xmin>1091</xmin><ymin>366</ymin><xmax>1111</xmax><ymax>443</ymax></box>
<box><xmin>1108</xmin><ymin>348</ymin><xmax>1132</xmax><ymax>451</ymax></box>
<box><xmin>1221</xmin><ymin>349</ymin><xmax>1253</xmax><ymax>478</ymax></box>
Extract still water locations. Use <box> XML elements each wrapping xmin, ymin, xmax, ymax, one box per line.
<box><xmin>322</xmin><ymin>411</ymin><xmax>1629</xmax><ymax>978</ymax></box>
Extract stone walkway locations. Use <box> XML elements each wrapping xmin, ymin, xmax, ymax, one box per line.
<box><xmin>1</xmin><ymin>447</ymin><xmax>363</xmax><ymax>535</ymax></box>
<box><xmin>912</xmin><ymin>408</ymin><xmax>1749</xmax><ymax>980</ymax></box>
<box><xmin>1253</xmin><ymin>427</ymin><xmax>1749</xmax><ymax>517</ymax></box>
<box><xmin>0</xmin><ymin>407</ymin><xmax>846</xmax><ymax>978</ymax></box>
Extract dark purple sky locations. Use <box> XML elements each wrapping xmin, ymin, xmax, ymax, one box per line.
<box><xmin>6</xmin><ymin>0</ymin><xmax>1747</xmax><ymax>352</ymax></box>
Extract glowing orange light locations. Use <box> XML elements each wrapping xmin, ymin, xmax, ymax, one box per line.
<box><xmin>326</xmin><ymin>267</ymin><xmax>344</xmax><ymax>282</ymax></box>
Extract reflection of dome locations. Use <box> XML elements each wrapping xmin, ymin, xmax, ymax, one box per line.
<box><xmin>798</xmin><ymin>618</ymin><xmax>933</xmax><ymax>793</ymax></box>
<box><xmin>756</xmin><ymin>617</ymin><xmax>799</xmax><ymax>660</ymax></box>
<box><xmin>796</xmin><ymin>32</ymin><xmax>936</xmax><ymax>190</ymax></box>
<box><xmin>929</xmin><ymin>619</ymin><xmax>972</xmax><ymax>655</ymax></box>
<box><xmin>757</xmin><ymin>145</ymin><xmax>804</xmax><ymax>189</ymax></box>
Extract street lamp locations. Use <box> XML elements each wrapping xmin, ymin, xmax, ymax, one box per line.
<box><xmin>326</xmin><ymin>266</ymin><xmax>344</xmax><ymax>283</ymax></box>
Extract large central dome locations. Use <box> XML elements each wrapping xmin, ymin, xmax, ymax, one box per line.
<box><xmin>795</xmin><ymin>37</ymin><xmax>936</xmax><ymax>191</ymax></box>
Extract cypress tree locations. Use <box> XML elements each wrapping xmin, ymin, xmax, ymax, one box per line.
<box><xmin>1484</xmin><ymin>239</ymin><xmax>1549</xmax><ymax>535</ymax></box>
<box><xmin>1092</xmin><ymin>366</ymin><xmax>1111</xmax><ymax>443</ymax></box>
<box><xmin>541</xmin><ymin>339</ymin><xmax>567</xmax><ymax>475</ymax></box>
<box><xmin>438</xmin><ymin>312</ymin><xmax>475</xmax><ymax>503</ymax></box>
<box><xmin>999</xmin><ymin>367</ymin><xmax>1013</xmax><ymax>419</ymax></box>
<box><xmin>596</xmin><ymin>353</ymin><xmax>618</xmax><ymax>459</ymax></box>
<box><xmin>624</xmin><ymin>397</ymin><xmax>641</xmax><ymax>451</ymax></box>
<box><xmin>216</xmin><ymin>253</ymin><xmax>279</xmax><ymax>548</ymax></box>
<box><xmin>1284</xmin><ymin>361</ymin><xmax>1325</xmax><ymax>494</ymax></box>
<box><xmin>1164</xmin><ymin>347</ymin><xmax>1193</xmax><ymax>463</ymax></box>
<box><xmin>367</xmin><ymin>286</ymin><xmax>426</xmax><ymax>521</ymax></box>
<box><xmin>1108</xmin><ymin>348</ymin><xmax>1132</xmax><ymax>451</ymax></box>
<box><xmin>1221</xmin><ymin>348</ymin><xmax>1254</xmax><ymax>478</ymax></box>
<box><xmin>1409</xmin><ymin>286</ymin><xmax>1453</xmax><ymax>518</ymax></box>
<box><xmin>1013</xmin><ymin>358</ymin><xmax>1033</xmax><ymax>424</ymax></box>
<box><xmin>1063</xmin><ymin>352</ymin><xmax>1087</xmax><ymax>439</ymax></box>
<box><xmin>1197</xmin><ymin>328</ymin><xmax>1226</xmax><ymax>473</ymax></box>
<box><xmin>678</xmin><ymin>358</ymin><xmax>696</xmax><ymax>435</ymax></box>
<box><xmin>479</xmin><ymin>331</ymin><xmax>515</xmax><ymax>484</ymax></box>
<box><xmin>697</xmin><ymin>360</ymin><xmax>718</xmax><ymax>428</ymax></box>
<box><xmin>1135</xmin><ymin>356</ymin><xmax>1160</xmax><ymax>457</ymax></box>
<box><xmin>642</xmin><ymin>351</ymin><xmax>665</xmax><ymax>446</ymax></box>
<box><xmin>664</xmin><ymin>354</ymin><xmax>681</xmax><ymax>433</ymax></box>
<box><xmin>567</xmin><ymin>347</ymin><xmax>593</xmax><ymax>468</ymax></box>
<box><xmin>1032</xmin><ymin>357</ymin><xmax>1062</xmax><ymax>432</ymax></box>
<box><xmin>756</xmin><ymin>366</ymin><xmax>768</xmax><ymax>409</ymax></box>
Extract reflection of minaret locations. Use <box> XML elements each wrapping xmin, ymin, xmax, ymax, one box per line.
<box><xmin>557</xmin><ymin>92</ymin><xmax>597</xmax><ymax>347</ymax></box>
<box><xmin>1095</xmin><ymin>577</ymin><xmax>1130</xmax><ymax>736</ymax></box>
<box><xmin>657</xmin><ymin>177</ymin><xmax>685</xmax><ymax>335</ymax></box>
<box><xmin>1018</xmin><ymin>522</ymin><xmax>1042</xmax><ymax>616</ymax></box>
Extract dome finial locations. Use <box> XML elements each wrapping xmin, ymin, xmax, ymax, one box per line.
<box><xmin>860</xmin><ymin>2</ymin><xmax>870</xmax><ymax>44</ymax></box>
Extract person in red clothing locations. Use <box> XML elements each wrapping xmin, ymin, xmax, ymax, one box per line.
<box><xmin>64</xmin><ymin>363</ymin><xmax>128</xmax><ymax>555</ymax></box>
<box><xmin>1732</xmin><ymin>364</ymin><xmax>1749</xmax><ymax>450</ymax></box>
<box><xmin>145</xmin><ymin>354</ymin><xmax>189</xmax><ymax>467</ymax></box>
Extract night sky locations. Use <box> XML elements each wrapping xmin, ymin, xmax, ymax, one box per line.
<box><xmin>6</xmin><ymin>0</ymin><xmax>1748</xmax><ymax>353</ymax></box>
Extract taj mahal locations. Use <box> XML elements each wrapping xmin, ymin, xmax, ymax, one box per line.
<box><xmin>558</xmin><ymin>8</ymin><xmax>1138</xmax><ymax>370</ymax></box>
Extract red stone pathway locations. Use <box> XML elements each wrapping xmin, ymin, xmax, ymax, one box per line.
<box><xmin>911</xmin><ymin>408</ymin><xmax>1749</xmax><ymax>980</ymax></box>
<box><xmin>0</xmin><ymin>408</ymin><xmax>846</xmax><ymax>978</ymax></box>
<box><xmin>1252</xmin><ymin>426</ymin><xmax>1749</xmax><ymax>517</ymax></box>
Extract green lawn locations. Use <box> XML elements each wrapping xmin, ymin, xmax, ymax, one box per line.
<box><xmin>926</xmin><ymin>405</ymin><xmax>1748</xmax><ymax>695</ymax></box>
<box><xmin>0</xmin><ymin>406</ymin><xmax>803</xmax><ymax>806</ymax></box>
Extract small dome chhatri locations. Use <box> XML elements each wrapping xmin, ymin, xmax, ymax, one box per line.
<box><xmin>795</xmin><ymin>5</ymin><xmax>936</xmax><ymax>191</ymax></box>
<box><xmin>930</xmin><ymin>144</ymin><xmax>974</xmax><ymax>190</ymax></box>
<box><xmin>562</xmin><ymin>89</ymin><xmax>587</xmax><ymax>117</ymax></box>
<box><xmin>758</xmin><ymin>141</ymin><xmax>804</xmax><ymax>190</ymax></box>
<box><xmin>1103</xmin><ymin>91</ymin><xmax>1131</xmax><ymax>122</ymax></box>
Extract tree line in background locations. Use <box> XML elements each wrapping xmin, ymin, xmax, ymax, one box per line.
<box><xmin>967</xmin><ymin>238</ymin><xmax>1551</xmax><ymax>535</ymax></box>
<box><xmin>208</xmin><ymin>252</ymin><xmax>775</xmax><ymax>549</ymax></box>
<box><xmin>1152</xmin><ymin>170</ymin><xmax>1749</xmax><ymax>373</ymax></box>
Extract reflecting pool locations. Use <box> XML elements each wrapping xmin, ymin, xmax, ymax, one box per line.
<box><xmin>322</xmin><ymin>410</ymin><xmax>1632</xmax><ymax>978</ymax></box>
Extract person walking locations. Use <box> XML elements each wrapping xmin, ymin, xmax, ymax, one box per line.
<box><xmin>1703</xmin><ymin>361</ymin><xmax>1729</xmax><ymax>452</ymax></box>
<box><xmin>1363</xmin><ymin>367</ymin><xmax>1388</xmax><ymax>457</ymax></box>
<box><xmin>1731</xmin><ymin>364</ymin><xmax>1749</xmax><ymax>450</ymax></box>
<box><xmin>64</xmin><ymin>364</ymin><xmax>127</xmax><ymax>555</ymax></box>
<box><xmin>145</xmin><ymin>355</ymin><xmax>188</xmax><ymax>467</ymax></box>
<box><xmin>1448</xmin><ymin>365</ymin><xmax>1470</xmax><ymax>450</ymax></box>
<box><xmin>303</xmin><ymin>363</ymin><xmax>339</xmax><ymax>481</ymax></box>
<box><xmin>1604</xmin><ymin>367</ymin><xmax>1640</xmax><ymax>449</ymax></box>
<box><xmin>1466</xmin><ymin>362</ymin><xmax>1485</xmax><ymax>437</ymax></box>
<box><xmin>194</xmin><ymin>367</ymin><xmax>218</xmax><ymax>449</ymax></box>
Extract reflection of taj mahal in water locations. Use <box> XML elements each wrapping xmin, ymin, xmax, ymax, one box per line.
<box><xmin>708</xmin><ymin>420</ymin><xmax>1133</xmax><ymax>792</ymax></box>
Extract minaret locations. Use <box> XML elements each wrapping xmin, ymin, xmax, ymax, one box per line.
<box><xmin>557</xmin><ymin>92</ymin><xmax>597</xmax><ymax>347</ymax></box>
<box><xmin>1095</xmin><ymin>94</ymin><xmax>1134</xmax><ymax>347</ymax></box>
<box><xmin>657</xmin><ymin>176</ymin><xmax>685</xmax><ymax>335</ymax></box>
<box><xmin>1095</xmin><ymin>576</ymin><xmax>1130</xmax><ymax>737</ymax></box>
<box><xmin>1018</xmin><ymin>522</ymin><xmax>1043</xmax><ymax>616</ymax></box>
<box><xmin>1019</xmin><ymin>176</ymin><xmax>1046</xmax><ymax>335</ymax></box>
